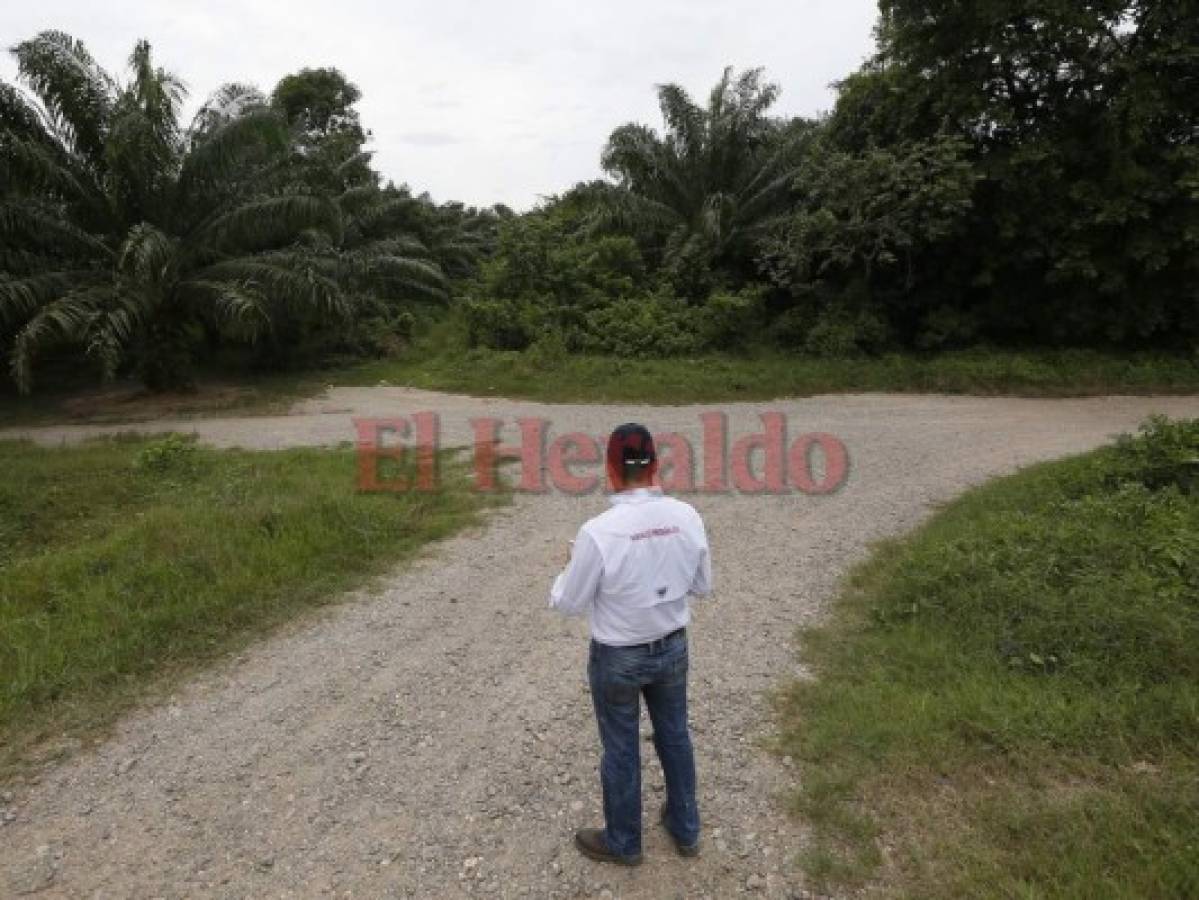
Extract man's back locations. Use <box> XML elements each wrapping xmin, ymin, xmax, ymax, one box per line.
<box><xmin>550</xmin><ymin>487</ymin><xmax>712</xmax><ymax>646</ymax></box>
<box><xmin>549</xmin><ymin>424</ymin><xmax>709</xmax><ymax>866</ymax></box>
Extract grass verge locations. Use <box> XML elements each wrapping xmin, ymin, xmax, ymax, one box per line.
<box><xmin>0</xmin><ymin>368</ymin><xmax>323</xmax><ymax>428</ymax></box>
<box><xmin>4</xmin><ymin>333</ymin><xmax>1198</xmax><ymax>425</ymax></box>
<box><xmin>0</xmin><ymin>434</ymin><xmax>502</xmax><ymax>779</ymax></box>
<box><xmin>777</xmin><ymin>416</ymin><xmax>1199</xmax><ymax>898</ymax></box>
<box><xmin>338</xmin><ymin>340</ymin><xmax>1199</xmax><ymax>404</ymax></box>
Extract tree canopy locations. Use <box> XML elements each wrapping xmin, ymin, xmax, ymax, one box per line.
<box><xmin>0</xmin><ymin>35</ymin><xmax>491</xmax><ymax>390</ymax></box>
<box><xmin>3</xmin><ymin>8</ymin><xmax>1197</xmax><ymax>389</ymax></box>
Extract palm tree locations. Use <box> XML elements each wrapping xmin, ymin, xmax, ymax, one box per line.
<box><xmin>0</xmin><ymin>32</ymin><xmax>344</xmax><ymax>391</ymax></box>
<box><xmin>597</xmin><ymin>67</ymin><xmax>814</xmax><ymax>295</ymax></box>
<box><xmin>366</xmin><ymin>185</ymin><xmax>504</xmax><ymax>281</ymax></box>
<box><xmin>331</xmin><ymin>184</ymin><xmax>449</xmax><ymax>301</ymax></box>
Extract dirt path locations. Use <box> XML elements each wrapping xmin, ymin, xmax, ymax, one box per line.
<box><xmin>2</xmin><ymin>390</ymin><xmax>1197</xmax><ymax>898</ymax></box>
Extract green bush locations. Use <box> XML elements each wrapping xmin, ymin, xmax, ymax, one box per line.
<box><xmin>480</xmin><ymin>215</ymin><xmax>646</xmax><ymax>310</ymax></box>
<box><xmin>1111</xmin><ymin>415</ymin><xmax>1199</xmax><ymax>493</ymax></box>
<box><xmin>463</xmin><ymin>297</ymin><xmax>540</xmax><ymax>351</ymax></box>
<box><xmin>916</xmin><ymin>305</ymin><xmax>981</xmax><ymax>350</ymax></box>
<box><xmin>581</xmin><ymin>293</ymin><xmax>703</xmax><ymax>356</ymax></box>
<box><xmin>134</xmin><ymin>435</ymin><xmax>199</xmax><ymax>474</ymax></box>
<box><xmin>523</xmin><ymin>331</ymin><xmax>569</xmax><ymax>371</ymax></box>
<box><xmin>697</xmin><ymin>286</ymin><xmax>766</xmax><ymax>350</ymax></box>
<box><xmin>779</xmin><ymin>417</ymin><xmax>1199</xmax><ymax>896</ymax></box>
<box><xmin>801</xmin><ymin>303</ymin><xmax>890</xmax><ymax>357</ymax></box>
<box><xmin>335</xmin><ymin>297</ymin><xmax>419</xmax><ymax>358</ymax></box>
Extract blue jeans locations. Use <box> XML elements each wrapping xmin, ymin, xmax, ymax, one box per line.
<box><xmin>587</xmin><ymin>630</ymin><xmax>700</xmax><ymax>858</ymax></box>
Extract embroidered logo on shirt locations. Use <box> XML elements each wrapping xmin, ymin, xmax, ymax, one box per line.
<box><xmin>629</xmin><ymin>525</ymin><xmax>681</xmax><ymax>541</ymax></box>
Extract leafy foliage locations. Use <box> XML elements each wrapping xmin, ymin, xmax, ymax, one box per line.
<box><xmin>471</xmin><ymin>9</ymin><xmax>1196</xmax><ymax>360</ymax></box>
<box><xmin>6</xmin><ymin>13</ymin><xmax>1198</xmax><ymax>387</ymax></box>
<box><xmin>779</xmin><ymin>418</ymin><xmax>1199</xmax><ymax>895</ymax></box>
<box><xmin>596</xmin><ymin>67</ymin><xmax>814</xmax><ymax>297</ymax></box>
<box><xmin>762</xmin><ymin>134</ymin><xmax>979</xmax><ymax>350</ymax></box>
<box><xmin>0</xmin><ymin>33</ymin><xmax>344</xmax><ymax>390</ymax></box>
<box><xmin>0</xmin><ymin>37</ymin><xmax>502</xmax><ymax>390</ymax></box>
<box><xmin>842</xmin><ymin>0</ymin><xmax>1199</xmax><ymax>347</ymax></box>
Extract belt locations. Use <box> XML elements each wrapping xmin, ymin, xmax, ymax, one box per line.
<box><xmin>637</xmin><ymin>627</ymin><xmax>685</xmax><ymax>652</ymax></box>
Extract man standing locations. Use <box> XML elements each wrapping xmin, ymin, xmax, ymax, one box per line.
<box><xmin>549</xmin><ymin>423</ymin><xmax>713</xmax><ymax>865</ymax></box>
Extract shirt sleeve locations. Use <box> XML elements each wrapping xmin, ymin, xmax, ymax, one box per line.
<box><xmin>689</xmin><ymin>517</ymin><xmax>714</xmax><ymax>599</ymax></box>
<box><xmin>548</xmin><ymin>528</ymin><xmax>604</xmax><ymax>617</ymax></box>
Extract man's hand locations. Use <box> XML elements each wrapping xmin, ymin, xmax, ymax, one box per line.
<box><xmin>564</xmin><ymin>540</ymin><xmax>574</xmax><ymax>566</ymax></box>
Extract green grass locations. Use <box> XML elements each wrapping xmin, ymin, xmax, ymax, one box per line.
<box><xmin>335</xmin><ymin>335</ymin><xmax>1199</xmax><ymax>404</ymax></box>
<box><xmin>0</xmin><ymin>367</ymin><xmax>325</xmax><ymax>428</ymax></box>
<box><xmin>0</xmin><ymin>434</ymin><xmax>500</xmax><ymax>778</ymax></box>
<box><xmin>777</xmin><ymin>417</ymin><xmax>1199</xmax><ymax>898</ymax></box>
<box><xmin>4</xmin><ymin>326</ymin><xmax>1198</xmax><ymax>425</ymax></box>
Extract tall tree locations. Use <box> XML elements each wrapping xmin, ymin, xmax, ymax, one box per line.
<box><xmin>271</xmin><ymin>67</ymin><xmax>374</xmax><ymax>190</ymax></box>
<box><xmin>838</xmin><ymin>0</ymin><xmax>1199</xmax><ymax>346</ymax></box>
<box><xmin>0</xmin><ymin>32</ymin><xmax>343</xmax><ymax>391</ymax></box>
<box><xmin>597</xmin><ymin>67</ymin><xmax>815</xmax><ymax>297</ymax></box>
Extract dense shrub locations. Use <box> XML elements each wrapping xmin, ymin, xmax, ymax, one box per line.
<box><xmin>697</xmin><ymin>287</ymin><xmax>767</xmax><ymax>351</ymax></box>
<box><xmin>480</xmin><ymin>215</ymin><xmax>645</xmax><ymax>311</ymax></box>
<box><xmin>463</xmin><ymin>297</ymin><xmax>538</xmax><ymax>351</ymax></box>
<box><xmin>780</xmin><ymin>416</ymin><xmax>1199</xmax><ymax>896</ymax></box>
<box><xmin>1111</xmin><ymin>416</ymin><xmax>1199</xmax><ymax>494</ymax></box>
<box><xmin>580</xmin><ymin>293</ymin><xmax>703</xmax><ymax>356</ymax></box>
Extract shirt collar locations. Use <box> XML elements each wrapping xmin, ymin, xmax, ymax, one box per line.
<box><xmin>609</xmin><ymin>486</ymin><xmax>664</xmax><ymax>506</ymax></box>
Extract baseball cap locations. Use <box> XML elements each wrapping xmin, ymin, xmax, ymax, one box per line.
<box><xmin>607</xmin><ymin>423</ymin><xmax>657</xmax><ymax>472</ymax></box>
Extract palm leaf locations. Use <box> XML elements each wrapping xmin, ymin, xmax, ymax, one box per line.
<box><xmin>189</xmin><ymin>193</ymin><xmax>341</xmax><ymax>255</ymax></box>
<box><xmin>0</xmin><ymin>201</ymin><xmax>110</xmax><ymax>259</ymax></box>
<box><xmin>0</xmin><ymin>82</ymin><xmax>56</xmax><ymax>145</ymax></box>
<box><xmin>184</xmin><ymin>278</ymin><xmax>271</xmax><ymax>341</ymax></box>
<box><xmin>12</xmin><ymin>31</ymin><xmax>115</xmax><ymax>165</ymax></box>
<box><xmin>179</xmin><ymin>108</ymin><xmax>284</xmax><ymax>200</ymax></box>
<box><xmin>117</xmin><ymin>223</ymin><xmax>176</xmax><ymax>283</ymax></box>
<box><xmin>0</xmin><ymin>270</ymin><xmax>102</xmax><ymax>327</ymax></box>
<box><xmin>9</xmin><ymin>283</ymin><xmax>114</xmax><ymax>391</ymax></box>
<box><xmin>195</xmin><ymin>257</ymin><xmax>346</xmax><ymax>317</ymax></box>
<box><xmin>0</xmin><ymin>134</ymin><xmax>93</xmax><ymax>202</ymax></box>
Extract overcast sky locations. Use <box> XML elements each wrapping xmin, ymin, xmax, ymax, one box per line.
<box><xmin>2</xmin><ymin>1</ymin><xmax>880</xmax><ymax>210</ymax></box>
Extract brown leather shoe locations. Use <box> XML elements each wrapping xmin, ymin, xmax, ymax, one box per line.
<box><xmin>659</xmin><ymin>802</ymin><xmax>700</xmax><ymax>857</ymax></box>
<box><xmin>574</xmin><ymin>828</ymin><xmax>643</xmax><ymax>866</ymax></box>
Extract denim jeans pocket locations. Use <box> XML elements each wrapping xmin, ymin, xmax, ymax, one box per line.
<box><xmin>662</xmin><ymin>642</ymin><xmax>689</xmax><ymax>684</ymax></box>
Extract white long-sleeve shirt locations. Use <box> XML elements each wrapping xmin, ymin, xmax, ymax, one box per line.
<box><xmin>549</xmin><ymin>486</ymin><xmax>713</xmax><ymax>646</ymax></box>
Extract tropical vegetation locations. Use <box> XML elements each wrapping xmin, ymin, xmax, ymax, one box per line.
<box><xmin>0</xmin><ymin>433</ymin><xmax>498</xmax><ymax>776</ymax></box>
<box><xmin>2</xmin><ymin>1</ymin><xmax>1197</xmax><ymax>397</ymax></box>
<box><xmin>0</xmin><ymin>36</ymin><xmax>502</xmax><ymax>393</ymax></box>
<box><xmin>778</xmin><ymin>416</ymin><xmax>1199</xmax><ymax>897</ymax></box>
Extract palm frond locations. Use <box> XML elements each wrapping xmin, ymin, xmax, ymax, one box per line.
<box><xmin>12</xmin><ymin>31</ymin><xmax>115</xmax><ymax>164</ymax></box>
<box><xmin>0</xmin><ymin>133</ymin><xmax>93</xmax><ymax>202</ymax></box>
<box><xmin>177</xmin><ymin>108</ymin><xmax>286</xmax><ymax>200</ymax></box>
<box><xmin>337</xmin><ymin>184</ymin><xmax>379</xmax><ymax>217</ymax></box>
<box><xmin>0</xmin><ymin>270</ymin><xmax>99</xmax><ymax>326</ymax></box>
<box><xmin>184</xmin><ymin>279</ymin><xmax>271</xmax><ymax>341</ymax></box>
<box><xmin>601</xmin><ymin>123</ymin><xmax>665</xmax><ymax>188</ymax></box>
<box><xmin>189</xmin><ymin>193</ymin><xmax>341</xmax><ymax>255</ymax></box>
<box><xmin>127</xmin><ymin>39</ymin><xmax>185</xmax><ymax>147</ymax></box>
<box><xmin>589</xmin><ymin>184</ymin><xmax>682</xmax><ymax>236</ymax></box>
<box><xmin>195</xmin><ymin>256</ymin><xmax>346</xmax><ymax>318</ymax></box>
<box><xmin>117</xmin><ymin>223</ymin><xmax>176</xmax><ymax>283</ymax></box>
<box><xmin>356</xmin><ymin>235</ymin><xmax>431</xmax><ymax>258</ymax></box>
<box><xmin>0</xmin><ymin>201</ymin><xmax>110</xmax><ymax>259</ymax></box>
<box><xmin>188</xmin><ymin>83</ymin><xmax>269</xmax><ymax>138</ymax></box>
<box><xmin>9</xmin><ymin>282</ymin><xmax>113</xmax><ymax>392</ymax></box>
<box><xmin>359</xmin><ymin>253</ymin><xmax>448</xmax><ymax>299</ymax></box>
<box><xmin>657</xmin><ymin>82</ymin><xmax>705</xmax><ymax>158</ymax></box>
<box><xmin>0</xmin><ymin>82</ymin><xmax>55</xmax><ymax>144</ymax></box>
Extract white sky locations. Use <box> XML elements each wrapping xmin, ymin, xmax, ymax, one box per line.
<box><xmin>2</xmin><ymin>1</ymin><xmax>880</xmax><ymax>210</ymax></box>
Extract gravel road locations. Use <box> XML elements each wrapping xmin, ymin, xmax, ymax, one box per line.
<box><xmin>2</xmin><ymin>389</ymin><xmax>1197</xmax><ymax>898</ymax></box>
